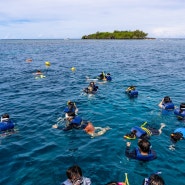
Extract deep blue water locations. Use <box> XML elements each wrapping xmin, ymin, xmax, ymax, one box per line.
<box><xmin>0</xmin><ymin>39</ymin><xmax>185</xmax><ymax>185</ymax></box>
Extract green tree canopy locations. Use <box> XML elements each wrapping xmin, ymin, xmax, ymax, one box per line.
<box><xmin>82</xmin><ymin>30</ymin><xmax>148</xmax><ymax>39</ymax></box>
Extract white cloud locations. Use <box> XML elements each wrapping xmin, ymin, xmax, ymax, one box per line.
<box><xmin>0</xmin><ymin>0</ymin><xmax>185</xmax><ymax>38</ymax></box>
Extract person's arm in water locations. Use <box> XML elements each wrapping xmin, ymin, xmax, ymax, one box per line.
<box><xmin>91</xmin><ymin>127</ymin><xmax>111</xmax><ymax>137</ymax></box>
<box><xmin>158</xmin><ymin>98</ymin><xmax>164</xmax><ymax>108</ymax></box>
<box><xmin>125</xmin><ymin>142</ymin><xmax>137</xmax><ymax>159</ymax></box>
<box><xmin>52</xmin><ymin>124</ymin><xmax>73</xmax><ymax>131</ymax></box>
<box><xmin>158</xmin><ymin>123</ymin><xmax>166</xmax><ymax>135</ymax></box>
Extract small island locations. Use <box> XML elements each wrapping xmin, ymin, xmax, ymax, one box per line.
<box><xmin>82</xmin><ymin>30</ymin><xmax>155</xmax><ymax>40</ymax></box>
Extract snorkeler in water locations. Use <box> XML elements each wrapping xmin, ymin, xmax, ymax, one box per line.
<box><xmin>170</xmin><ymin>128</ymin><xmax>185</xmax><ymax>143</ymax></box>
<box><xmin>64</xmin><ymin>101</ymin><xmax>78</xmax><ymax>118</ymax></box>
<box><xmin>0</xmin><ymin>113</ymin><xmax>15</xmax><ymax>132</ymax></box>
<box><xmin>83</xmin><ymin>81</ymin><xmax>98</xmax><ymax>94</ymax></box>
<box><xmin>82</xmin><ymin>121</ymin><xmax>111</xmax><ymax>137</ymax></box>
<box><xmin>124</xmin><ymin>122</ymin><xmax>166</xmax><ymax>140</ymax></box>
<box><xmin>158</xmin><ymin>96</ymin><xmax>175</xmax><ymax>110</ymax></box>
<box><xmin>125</xmin><ymin>139</ymin><xmax>157</xmax><ymax>161</ymax></box>
<box><xmin>52</xmin><ymin>114</ymin><xmax>111</xmax><ymax>137</ymax></box>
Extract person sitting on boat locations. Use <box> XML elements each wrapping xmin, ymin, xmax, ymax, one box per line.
<box><xmin>158</xmin><ymin>96</ymin><xmax>175</xmax><ymax>110</ymax></box>
<box><xmin>0</xmin><ymin>113</ymin><xmax>15</xmax><ymax>132</ymax></box>
<box><xmin>123</xmin><ymin>122</ymin><xmax>166</xmax><ymax>140</ymax></box>
<box><xmin>125</xmin><ymin>139</ymin><xmax>157</xmax><ymax>161</ymax></box>
<box><xmin>83</xmin><ymin>82</ymin><xmax>98</xmax><ymax>94</ymax></box>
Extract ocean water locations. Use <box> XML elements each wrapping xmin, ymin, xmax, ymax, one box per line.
<box><xmin>0</xmin><ymin>39</ymin><xmax>185</xmax><ymax>185</ymax></box>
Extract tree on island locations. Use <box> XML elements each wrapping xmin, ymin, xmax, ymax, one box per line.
<box><xmin>82</xmin><ymin>30</ymin><xmax>148</xmax><ymax>39</ymax></box>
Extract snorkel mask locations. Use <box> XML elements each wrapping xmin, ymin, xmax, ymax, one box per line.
<box><xmin>71</xmin><ymin>177</ymin><xmax>83</xmax><ymax>185</ymax></box>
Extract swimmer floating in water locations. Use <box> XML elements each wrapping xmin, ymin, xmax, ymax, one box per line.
<box><xmin>170</xmin><ymin>128</ymin><xmax>185</xmax><ymax>143</ymax></box>
<box><xmin>33</xmin><ymin>70</ymin><xmax>46</xmax><ymax>79</ymax></box>
<box><xmin>125</xmin><ymin>139</ymin><xmax>157</xmax><ymax>161</ymax></box>
<box><xmin>83</xmin><ymin>81</ymin><xmax>98</xmax><ymax>94</ymax></box>
<box><xmin>168</xmin><ymin>128</ymin><xmax>185</xmax><ymax>151</ymax></box>
<box><xmin>124</xmin><ymin>122</ymin><xmax>166</xmax><ymax>140</ymax></box>
<box><xmin>158</xmin><ymin>96</ymin><xmax>175</xmax><ymax>110</ymax></box>
<box><xmin>64</xmin><ymin>101</ymin><xmax>78</xmax><ymax>118</ymax></box>
<box><xmin>0</xmin><ymin>113</ymin><xmax>15</xmax><ymax>137</ymax></box>
<box><xmin>83</xmin><ymin>121</ymin><xmax>111</xmax><ymax>137</ymax></box>
<box><xmin>52</xmin><ymin>114</ymin><xmax>111</xmax><ymax>137</ymax></box>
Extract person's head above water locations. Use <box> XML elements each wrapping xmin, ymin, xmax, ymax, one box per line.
<box><xmin>170</xmin><ymin>132</ymin><xmax>183</xmax><ymax>143</ymax></box>
<box><xmin>124</xmin><ymin>130</ymin><xmax>137</xmax><ymax>139</ymax></box>
<box><xmin>66</xmin><ymin>165</ymin><xmax>83</xmax><ymax>184</ymax></box>
<box><xmin>1</xmin><ymin>113</ymin><xmax>10</xmax><ymax>122</ymax></box>
<box><xmin>163</xmin><ymin>96</ymin><xmax>171</xmax><ymax>103</ymax></box>
<box><xmin>89</xmin><ymin>81</ymin><xmax>95</xmax><ymax>86</ymax></box>
<box><xmin>138</xmin><ymin>139</ymin><xmax>151</xmax><ymax>153</ymax></box>
<box><xmin>2</xmin><ymin>113</ymin><xmax>9</xmax><ymax>119</ymax></box>
<box><xmin>143</xmin><ymin>174</ymin><xmax>165</xmax><ymax>185</ymax></box>
<box><xmin>67</xmin><ymin>101</ymin><xmax>75</xmax><ymax>109</ymax></box>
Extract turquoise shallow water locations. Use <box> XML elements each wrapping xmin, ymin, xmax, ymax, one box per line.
<box><xmin>0</xmin><ymin>39</ymin><xmax>185</xmax><ymax>185</ymax></box>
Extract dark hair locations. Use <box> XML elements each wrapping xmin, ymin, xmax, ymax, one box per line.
<box><xmin>67</xmin><ymin>112</ymin><xmax>76</xmax><ymax>117</ymax></box>
<box><xmin>2</xmin><ymin>113</ymin><xmax>9</xmax><ymax>119</ymax></box>
<box><xmin>66</xmin><ymin>165</ymin><xmax>82</xmax><ymax>180</ymax></box>
<box><xmin>89</xmin><ymin>82</ymin><xmax>95</xmax><ymax>86</ymax></box>
<box><xmin>180</xmin><ymin>103</ymin><xmax>185</xmax><ymax>113</ymax></box>
<box><xmin>105</xmin><ymin>182</ymin><xmax>118</xmax><ymax>185</ymax></box>
<box><xmin>163</xmin><ymin>96</ymin><xmax>171</xmax><ymax>103</ymax></box>
<box><xmin>124</xmin><ymin>130</ymin><xmax>137</xmax><ymax>139</ymax></box>
<box><xmin>68</xmin><ymin>101</ymin><xmax>74</xmax><ymax>106</ymax></box>
<box><xmin>138</xmin><ymin>139</ymin><xmax>151</xmax><ymax>153</ymax></box>
<box><xmin>68</xmin><ymin>101</ymin><xmax>75</xmax><ymax>111</ymax></box>
<box><xmin>148</xmin><ymin>174</ymin><xmax>165</xmax><ymax>185</ymax></box>
<box><xmin>170</xmin><ymin>132</ymin><xmax>183</xmax><ymax>143</ymax></box>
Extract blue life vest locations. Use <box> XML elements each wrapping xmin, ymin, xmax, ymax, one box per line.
<box><xmin>174</xmin><ymin>128</ymin><xmax>185</xmax><ymax>138</ymax></box>
<box><xmin>128</xmin><ymin>90</ymin><xmax>138</xmax><ymax>97</ymax></box>
<box><xmin>106</xmin><ymin>76</ymin><xmax>112</xmax><ymax>81</ymax></box>
<box><xmin>135</xmin><ymin>148</ymin><xmax>156</xmax><ymax>161</ymax></box>
<box><xmin>93</xmin><ymin>85</ymin><xmax>98</xmax><ymax>91</ymax></box>
<box><xmin>162</xmin><ymin>102</ymin><xmax>174</xmax><ymax>110</ymax></box>
<box><xmin>0</xmin><ymin>120</ymin><xmax>14</xmax><ymax>131</ymax></box>
<box><xmin>63</xmin><ymin>107</ymin><xmax>75</xmax><ymax>113</ymax></box>
<box><xmin>131</xmin><ymin>126</ymin><xmax>146</xmax><ymax>138</ymax></box>
<box><xmin>174</xmin><ymin>109</ymin><xmax>185</xmax><ymax>118</ymax></box>
<box><xmin>70</xmin><ymin>116</ymin><xmax>82</xmax><ymax>126</ymax></box>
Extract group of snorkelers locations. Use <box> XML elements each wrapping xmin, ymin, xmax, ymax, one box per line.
<box><xmin>158</xmin><ymin>96</ymin><xmax>185</xmax><ymax>143</ymax></box>
<box><xmin>2</xmin><ymin>71</ymin><xmax>184</xmax><ymax>185</ymax></box>
<box><xmin>83</xmin><ymin>72</ymin><xmax>112</xmax><ymax>94</ymax></box>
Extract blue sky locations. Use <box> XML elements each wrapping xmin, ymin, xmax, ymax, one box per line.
<box><xmin>0</xmin><ymin>0</ymin><xmax>185</xmax><ymax>39</ymax></box>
